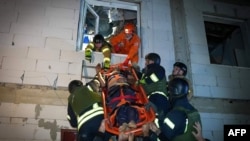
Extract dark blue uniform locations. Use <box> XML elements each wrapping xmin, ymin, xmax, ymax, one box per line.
<box><xmin>158</xmin><ymin>78</ymin><xmax>201</xmax><ymax>141</ymax></box>
<box><xmin>139</xmin><ymin>63</ymin><xmax>170</xmax><ymax>119</ymax></box>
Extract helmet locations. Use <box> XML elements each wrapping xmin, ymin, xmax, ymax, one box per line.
<box><xmin>168</xmin><ymin>78</ymin><xmax>189</xmax><ymax>99</ymax></box>
<box><xmin>124</xmin><ymin>23</ymin><xmax>135</xmax><ymax>34</ymax></box>
<box><xmin>145</xmin><ymin>53</ymin><xmax>161</xmax><ymax>65</ymax></box>
<box><xmin>93</xmin><ymin>34</ymin><xmax>104</xmax><ymax>43</ymax></box>
<box><xmin>68</xmin><ymin>80</ymin><xmax>83</xmax><ymax>94</ymax></box>
<box><xmin>174</xmin><ymin>62</ymin><xmax>187</xmax><ymax>76</ymax></box>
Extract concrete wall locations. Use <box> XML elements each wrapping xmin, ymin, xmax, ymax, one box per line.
<box><xmin>0</xmin><ymin>0</ymin><xmax>250</xmax><ymax>141</ymax></box>
<box><xmin>140</xmin><ymin>0</ymin><xmax>175</xmax><ymax>75</ymax></box>
<box><xmin>0</xmin><ymin>0</ymin><xmax>81</xmax><ymax>140</ymax></box>
<box><xmin>183</xmin><ymin>0</ymin><xmax>250</xmax><ymax>140</ymax></box>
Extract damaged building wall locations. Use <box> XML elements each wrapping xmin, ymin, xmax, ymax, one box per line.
<box><xmin>0</xmin><ymin>0</ymin><xmax>82</xmax><ymax>140</ymax></box>
<box><xmin>0</xmin><ymin>84</ymin><xmax>69</xmax><ymax>141</ymax></box>
<box><xmin>182</xmin><ymin>0</ymin><xmax>250</xmax><ymax>140</ymax></box>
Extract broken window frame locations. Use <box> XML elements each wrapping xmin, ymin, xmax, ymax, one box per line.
<box><xmin>76</xmin><ymin>0</ymin><xmax>140</xmax><ymax>51</ymax></box>
<box><xmin>203</xmin><ymin>14</ymin><xmax>250</xmax><ymax>68</ymax></box>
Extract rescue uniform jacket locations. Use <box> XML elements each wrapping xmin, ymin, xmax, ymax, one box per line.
<box><xmin>85</xmin><ymin>41</ymin><xmax>112</xmax><ymax>63</ymax></box>
<box><xmin>67</xmin><ymin>85</ymin><xmax>104</xmax><ymax>141</ymax></box>
<box><xmin>158</xmin><ymin>97</ymin><xmax>201</xmax><ymax>141</ymax></box>
<box><xmin>109</xmin><ymin>32</ymin><xmax>140</xmax><ymax>63</ymax></box>
<box><xmin>139</xmin><ymin>63</ymin><xmax>170</xmax><ymax>118</ymax></box>
<box><xmin>140</xmin><ymin>63</ymin><xmax>168</xmax><ymax>95</ymax></box>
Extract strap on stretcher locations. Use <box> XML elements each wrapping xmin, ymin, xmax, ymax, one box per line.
<box><xmin>101</xmin><ymin>63</ymin><xmax>156</xmax><ymax>136</ymax></box>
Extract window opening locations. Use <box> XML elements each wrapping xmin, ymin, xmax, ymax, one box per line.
<box><xmin>204</xmin><ymin>15</ymin><xmax>249</xmax><ymax>67</ymax></box>
<box><xmin>76</xmin><ymin>0</ymin><xmax>140</xmax><ymax>51</ymax></box>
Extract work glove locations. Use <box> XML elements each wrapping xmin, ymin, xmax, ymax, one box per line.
<box><xmin>122</xmin><ymin>57</ymin><xmax>130</xmax><ymax>66</ymax></box>
<box><xmin>135</xmin><ymin>79</ymin><xmax>146</xmax><ymax>85</ymax></box>
<box><xmin>103</xmin><ymin>59</ymin><xmax>110</xmax><ymax>69</ymax></box>
<box><xmin>85</xmin><ymin>50</ymin><xmax>92</xmax><ymax>61</ymax></box>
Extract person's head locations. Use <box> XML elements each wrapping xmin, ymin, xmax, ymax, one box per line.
<box><xmin>93</xmin><ymin>34</ymin><xmax>104</xmax><ymax>48</ymax></box>
<box><xmin>124</xmin><ymin>23</ymin><xmax>135</xmax><ymax>40</ymax></box>
<box><xmin>168</xmin><ymin>78</ymin><xmax>189</xmax><ymax>100</ymax></box>
<box><xmin>172</xmin><ymin>62</ymin><xmax>187</xmax><ymax>76</ymax></box>
<box><xmin>68</xmin><ymin>80</ymin><xmax>83</xmax><ymax>94</ymax></box>
<box><xmin>145</xmin><ymin>53</ymin><xmax>161</xmax><ymax>66</ymax></box>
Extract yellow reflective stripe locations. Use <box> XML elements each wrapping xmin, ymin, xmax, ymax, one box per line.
<box><xmin>184</xmin><ymin>118</ymin><xmax>188</xmax><ymax>133</ymax></box>
<box><xmin>78</xmin><ymin>110</ymin><xmax>103</xmax><ymax>130</ymax></box>
<box><xmin>92</xmin><ymin>103</ymin><xmax>99</xmax><ymax>109</ymax></box>
<box><xmin>103</xmin><ymin>57</ymin><xmax>110</xmax><ymax>62</ymax></box>
<box><xmin>77</xmin><ymin>104</ymin><xmax>103</xmax><ymax>130</ymax></box>
<box><xmin>87</xmin><ymin>85</ymin><xmax>93</xmax><ymax>92</ymax></box>
<box><xmin>86</xmin><ymin>48</ymin><xmax>93</xmax><ymax>52</ymax></box>
<box><xmin>102</xmin><ymin>48</ymin><xmax>110</xmax><ymax>53</ymax></box>
<box><xmin>67</xmin><ymin>115</ymin><xmax>71</xmax><ymax>120</ymax></box>
<box><xmin>89</xmin><ymin>43</ymin><xmax>95</xmax><ymax>49</ymax></box>
<box><xmin>150</xmin><ymin>73</ymin><xmax>159</xmax><ymax>82</ymax></box>
<box><xmin>164</xmin><ymin>118</ymin><xmax>175</xmax><ymax>129</ymax></box>
<box><xmin>78</xmin><ymin>106</ymin><xmax>103</xmax><ymax>123</ymax></box>
<box><xmin>154</xmin><ymin>118</ymin><xmax>160</xmax><ymax>128</ymax></box>
<box><xmin>150</xmin><ymin>91</ymin><xmax>168</xmax><ymax>99</ymax></box>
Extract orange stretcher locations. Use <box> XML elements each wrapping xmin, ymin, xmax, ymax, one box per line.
<box><xmin>100</xmin><ymin>63</ymin><xmax>156</xmax><ymax>136</ymax></box>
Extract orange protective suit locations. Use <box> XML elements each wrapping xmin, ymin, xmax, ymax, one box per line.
<box><xmin>109</xmin><ymin>32</ymin><xmax>141</xmax><ymax>64</ymax></box>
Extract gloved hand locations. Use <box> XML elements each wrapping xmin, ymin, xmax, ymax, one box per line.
<box><xmin>139</xmin><ymin>79</ymin><xmax>146</xmax><ymax>84</ymax></box>
<box><xmin>122</xmin><ymin>57</ymin><xmax>130</xmax><ymax>66</ymax></box>
<box><xmin>85</xmin><ymin>50</ymin><xmax>92</xmax><ymax>61</ymax></box>
<box><xmin>135</xmin><ymin>79</ymin><xmax>146</xmax><ymax>85</ymax></box>
<box><xmin>103</xmin><ymin>60</ymin><xmax>110</xmax><ymax>69</ymax></box>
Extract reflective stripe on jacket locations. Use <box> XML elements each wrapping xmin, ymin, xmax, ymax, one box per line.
<box><xmin>68</xmin><ymin>86</ymin><xmax>102</xmax><ymax>116</ymax></box>
<box><xmin>85</xmin><ymin>41</ymin><xmax>112</xmax><ymax>62</ymax></box>
<box><xmin>77</xmin><ymin>103</ymin><xmax>104</xmax><ymax>130</ymax></box>
<box><xmin>168</xmin><ymin>106</ymin><xmax>201</xmax><ymax>141</ymax></box>
<box><xmin>140</xmin><ymin>64</ymin><xmax>168</xmax><ymax>96</ymax></box>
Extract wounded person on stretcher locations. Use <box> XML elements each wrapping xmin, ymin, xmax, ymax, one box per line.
<box><xmin>96</xmin><ymin>64</ymin><xmax>140</xmax><ymax>132</ymax></box>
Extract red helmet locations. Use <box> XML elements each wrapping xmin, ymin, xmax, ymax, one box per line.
<box><xmin>124</xmin><ymin>23</ymin><xmax>135</xmax><ymax>34</ymax></box>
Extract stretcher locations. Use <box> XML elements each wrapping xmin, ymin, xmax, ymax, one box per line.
<box><xmin>100</xmin><ymin>63</ymin><xmax>156</xmax><ymax>136</ymax></box>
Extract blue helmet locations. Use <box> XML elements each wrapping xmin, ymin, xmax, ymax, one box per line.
<box><xmin>168</xmin><ymin>78</ymin><xmax>189</xmax><ymax>99</ymax></box>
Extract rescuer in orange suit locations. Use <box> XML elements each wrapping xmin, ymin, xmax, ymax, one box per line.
<box><xmin>109</xmin><ymin>22</ymin><xmax>141</xmax><ymax>66</ymax></box>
